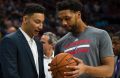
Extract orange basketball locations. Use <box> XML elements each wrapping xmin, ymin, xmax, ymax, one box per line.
<box><xmin>50</xmin><ymin>53</ymin><xmax>77</xmax><ymax>78</ymax></box>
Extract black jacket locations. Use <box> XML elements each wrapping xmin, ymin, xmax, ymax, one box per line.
<box><xmin>0</xmin><ymin>29</ymin><xmax>45</xmax><ymax>78</ymax></box>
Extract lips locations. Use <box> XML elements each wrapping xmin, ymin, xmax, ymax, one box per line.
<box><xmin>34</xmin><ymin>30</ymin><xmax>40</xmax><ymax>34</ymax></box>
<box><xmin>62</xmin><ymin>24</ymin><xmax>68</xmax><ymax>28</ymax></box>
<box><xmin>62</xmin><ymin>25</ymin><xmax>71</xmax><ymax>30</ymax></box>
<box><xmin>35</xmin><ymin>30</ymin><xmax>40</xmax><ymax>32</ymax></box>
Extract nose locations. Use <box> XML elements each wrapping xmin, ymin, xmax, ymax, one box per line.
<box><xmin>38</xmin><ymin>23</ymin><xmax>43</xmax><ymax>30</ymax></box>
<box><xmin>61</xmin><ymin>20</ymin><xmax>67</xmax><ymax>27</ymax></box>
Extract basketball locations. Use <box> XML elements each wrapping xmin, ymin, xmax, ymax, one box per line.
<box><xmin>50</xmin><ymin>53</ymin><xmax>77</xmax><ymax>78</ymax></box>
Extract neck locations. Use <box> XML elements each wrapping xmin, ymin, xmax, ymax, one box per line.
<box><xmin>78</xmin><ymin>20</ymin><xmax>87</xmax><ymax>32</ymax></box>
<box><xmin>21</xmin><ymin>24</ymin><xmax>33</xmax><ymax>38</ymax></box>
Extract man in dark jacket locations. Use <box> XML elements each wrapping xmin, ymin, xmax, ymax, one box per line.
<box><xmin>0</xmin><ymin>3</ymin><xmax>46</xmax><ymax>78</ymax></box>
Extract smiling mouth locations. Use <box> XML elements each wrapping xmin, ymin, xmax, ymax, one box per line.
<box><xmin>34</xmin><ymin>30</ymin><xmax>40</xmax><ymax>34</ymax></box>
<box><xmin>35</xmin><ymin>30</ymin><xmax>40</xmax><ymax>32</ymax></box>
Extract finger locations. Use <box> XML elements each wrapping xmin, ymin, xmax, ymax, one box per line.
<box><xmin>64</xmin><ymin>70</ymin><xmax>79</xmax><ymax>75</ymax></box>
<box><xmin>48</xmin><ymin>65</ymin><xmax>53</xmax><ymax>71</ymax></box>
<box><xmin>73</xmin><ymin>57</ymin><xmax>83</xmax><ymax>64</ymax></box>
<box><xmin>64</xmin><ymin>74</ymin><xmax>79</xmax><ymax>78</ymax></box>
<box><xmin>48</xmin><ymin>67</ymin><xmax>55</xmax><ymax>71</ymax></box>
<box><xmin>48</xmin><ymin>68</ymin><xmax>51</xmax><ymax>71</ymax></box>
<box><xmin>66</xmin><ymin>65</ymin><xmax>79</xmax><ymax>70</ymax></box>
<box><xmin>48</xmin><ymin>63</ymin><xmax>52</xmax><ymax>66</ymax></box>
<box><xmin>64</xmin><ymin>70</ymin><xmax>79</xmax><ymax>77</ymax></box>
<box><xmin>64</xmin><ymin>75</ymin><xmax>75</xmax><ymax>78</ymax></box>
<box><xmin>64</xmin><ymin>73</ymin><xmax>79</xmax><ymax>78</ymax></box>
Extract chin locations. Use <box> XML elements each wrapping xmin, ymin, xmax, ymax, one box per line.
<box><xmin>34</xmin><ymin>32</ymin><xmax>39</xmax><ymax>35</ymax></box>
<box><xmin>34</xmin><ymin>34</ymin><xmax>38</xmax><ymax>37</ymax></box>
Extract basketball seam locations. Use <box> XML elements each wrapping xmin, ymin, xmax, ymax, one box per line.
<box><xmin>57</xmin><ymin>53</ymin><xmax>70</xmax><ymax>65</ymax></box>
<box><xmin>51</xmin><ymin>54</ymin><xmax>71</xmax><ymax>66</ymax></box>
<box><xmin>51</xmin><ymin>61</ymin><xmax>76</xmax><ymax>71</ymax></box>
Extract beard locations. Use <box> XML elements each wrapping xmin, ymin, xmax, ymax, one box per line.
<box><xmin>68</xmin><ymin>24</ymin><xmax>80</xmax><ymax>36</ymax></box>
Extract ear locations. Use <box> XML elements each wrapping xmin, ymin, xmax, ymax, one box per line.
<box><xmin>23</xmin><ymin>15</ymin><xmax>29</xmax><ymax>24</ymax></box>
<box><xmin>77</xmin><ymin>11</ymin><xmax>81</xmax><ymax>18</ymax></box>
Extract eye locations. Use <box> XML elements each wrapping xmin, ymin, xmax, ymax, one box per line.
<box><xmin>41</xmin><ymin>41</ymin><xmax>45</xmax><ymax>44</ymax></box>
<box><xmin>34</xmin><ymin>19</ymin><xmax>41</xmax><ymax>24</ymax></box>
<box><xmin>58</xmin><ymin>16</ymin><xmax>72</xmax><ymax>22</ymax></box>
<box><xmin>64</xmin><ymin>16</ymin><xmax>71</xmax><ymax>21</ymax></box>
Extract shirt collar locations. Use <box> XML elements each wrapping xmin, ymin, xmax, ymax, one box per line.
<box><xmin>44</xmin><ymin>51</ymin><xmax>54</xmax><ymax>59</ymax></box>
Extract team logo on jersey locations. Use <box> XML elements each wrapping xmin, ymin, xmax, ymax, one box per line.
<box><xmin>64</xmin><ymin>39</ymin><xmax>91</xmax><ymax>55</ymax></box>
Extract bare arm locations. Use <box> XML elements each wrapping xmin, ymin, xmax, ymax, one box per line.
<box><xmin>64</xmin><ymin>56</ymin><xmax>114</xmax><ymax>78</ymax></box>
<box><xmin>84</xmin><ymin>56</ymin><xmax>114</xmax><ymax>77</ymax></box>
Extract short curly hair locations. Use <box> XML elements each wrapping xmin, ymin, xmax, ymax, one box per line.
<box><xmin>56</xmin><ymin>0</ymin><xmax>83</xmax><ymax>12</ymax></box>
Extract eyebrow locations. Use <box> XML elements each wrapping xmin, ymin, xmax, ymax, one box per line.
<box><xmin>34</xmin><ymin>19</ymin><xmax>42</xmax><ymax>22</ymax></box>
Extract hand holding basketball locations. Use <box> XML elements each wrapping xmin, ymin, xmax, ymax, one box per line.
<box><xmin>49</xmin><ymin>53</ymin><xmax>78</xmax><ymax>78</ymax></box>
<box><xmin>64</xmin><ymin>57</ymin><xmax>87</xmax><ymax>78</ymax></box>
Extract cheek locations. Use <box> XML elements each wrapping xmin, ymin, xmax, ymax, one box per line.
<box><xmin>43</xmin><ymin>45</ymin><xmax>47</xmax><ymax>50</ymax></box>
<box><xmin>43</xmin><ymin>44</ymin><xmax>48</xmax><ymax>48</ymax></box>
<box><xmin>117</xmin><ymin>45</ymin><xmax>120</xmax><ymax>49</ymax></box>
<box><xmin>27</xmin><ymin>21</ymin><xmax>35</xmax><ymax>30</ymax></box>
<box><xmin>68</xmin><ymin>19</ymin><xmax>75</xmax><ymax>26</ymax></box>
<box><xmin>43</xmin><ymin>44</ymin><xmax>46</xmax><ymax>47</ymax></box>
<box><xmin>29</xmin><ymin>20</ymin><xmax>38</xmax><ymax>28</ymax></box>
<box><xmin>31</xmin><ymin>23</ymin><xmax>37</xmax><ymax>28</ymax></box>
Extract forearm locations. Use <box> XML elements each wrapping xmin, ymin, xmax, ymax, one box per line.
<box><xmin>85</xmin><ymin>65</ymin><xmax>114</xmax><ymax>77</ymax></box>
<box><xmin>84</xmin><ymin>57</ymin><xmax>114</xmax><ymax>77</ymax></box>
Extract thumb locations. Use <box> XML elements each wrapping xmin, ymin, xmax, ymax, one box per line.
<box><xmin>48</xmin><ymin>63</ymin><xmax>52</xmax><ymax>66</ymax></box>
<box><xmin>73</xmin><ymin>57</ymin><xmax>83</xmax><ymax>64</ymax></box>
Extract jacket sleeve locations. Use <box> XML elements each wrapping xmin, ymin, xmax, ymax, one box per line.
<box><xmin>0</xmin><ymin>37</ymin><xmax>20</xmax><ymax>78</ymax></box>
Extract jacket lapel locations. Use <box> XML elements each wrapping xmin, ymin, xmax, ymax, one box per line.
<box><xmin>35</xmin><ymin>39</ymin><xmax>44</xmax><ymax>75</ymax></box>
<box><xmin>16</xmin><ymin>29</ymin><xmax>37</xmax><ymax>73</ymax></box>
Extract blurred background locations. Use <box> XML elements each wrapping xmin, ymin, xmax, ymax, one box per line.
<box><xmin>0</xmin><ymin>0</ymin><xmax>120</xmax><ymax>39</ymax></box>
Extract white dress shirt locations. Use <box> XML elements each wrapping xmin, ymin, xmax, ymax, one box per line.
<box><xmin>44</xmin><ymin>52</ymin><xmax>54</xmax><ymax>78</ymax></box>
<box><xmin>20</xmin><ymin>28</ymin><xmax>39</xmax><ymax>76</ymax></box>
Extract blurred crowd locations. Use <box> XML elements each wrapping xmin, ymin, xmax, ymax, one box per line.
<box><xmin>0</xmin><ymin>0</ymin><xmax>120</xmax><ymax>39</ymax></box>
